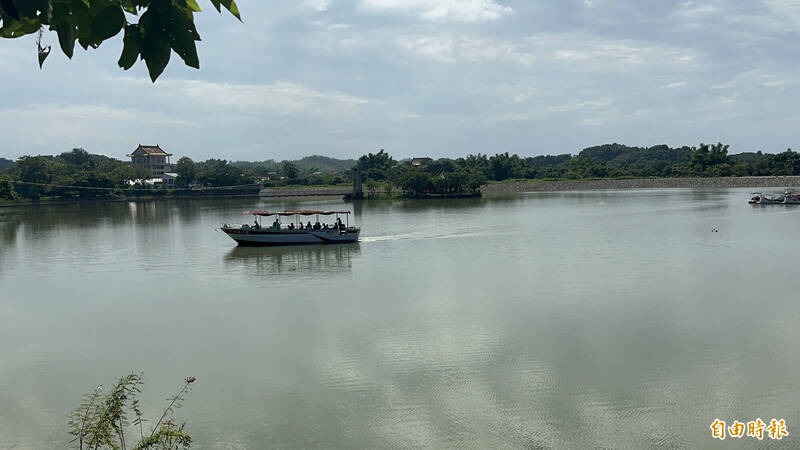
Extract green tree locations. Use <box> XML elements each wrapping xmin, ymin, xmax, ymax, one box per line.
<box><xmin>461</xmin><ymin>154</ymin><xmax>489</xmax><ymax>175</ymax></box>
<box><xmin>280</xmin><ymin>161</ymin><xmax>299</xmax><ymax>180</ymax></box>
<box><xmin>397</xmin><ymin>170</ymin><xmax>431</xmax><ymax>196</ymax></box>
<box><xmin>175</xmin><ymin>156</ymin><xmax>196</xmax><ymax>186</ymax></box>
<box><xmin>768</xmin><ymin>148</ymin><xmax>800</xmax><ymax>175</ymax></box>
<box><xmin>0</xmin><ymin>175</ymin><xmax>18</xmax><ymax>200</ymax></box>
<box><xmin>466</xmin><ymin>171</ymin><xmax>487</xmax><ymax>192</ymax></box>
<box><xmin>60</xmin><ymin>148</ymin><xmax>93</xmax><ymax>167</ymax></box>
<box><xmin>356</xmin><ymin>149</ymin><xmax>394</xmax><ymax>181</ymax></box>
<box><xmin>0</xmin><ymin>0</ymin><xmax>241</xmax><ymax>81</ymax></box>
<box><xmin>196</xmin><ymin>158</ymin><xmax>253</xmax><ymax>186</ymax></box>
<box><xmin>17</xmin><ymin>155</ymin><xmax>52</xmax><ymax>184</ymax></box>
<box><xmin>691</xmin><ymin>142</ymin><xmax>729</xmax><ymax>174</ymax></box>
<box><xmin>563</xmin><ymin>157</ymin><xmax>607</xmax><ymax>179</ymax></box>
<box><xmin>488</xmin><ymin>153</ymin><xmax>523</xmax><ymax>181</ymax></box>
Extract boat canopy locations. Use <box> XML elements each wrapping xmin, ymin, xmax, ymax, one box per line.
<box><xmin>241</xmin><ymin>210</ymin><xmax>351</xmax><ymax>216</ymax></box>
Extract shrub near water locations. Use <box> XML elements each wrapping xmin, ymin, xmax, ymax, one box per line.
<box><xmin>68</xmin><ymin>373</ymin><xmax>196</xmax><ymax>450</ymax></box>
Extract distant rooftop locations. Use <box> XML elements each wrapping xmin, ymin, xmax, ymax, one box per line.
<box><xmin>411</xmin><ymin>157</ymin><xmax>432</xmax><ymax>166</ymax></box>
<box><xmin>128</xmin><ymin>144</ymin><xmax>172</xmax><ymax>157</ymax></box>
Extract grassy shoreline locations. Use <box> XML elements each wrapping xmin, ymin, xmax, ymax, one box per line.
<box><xmin>4</xmin><ymin>176</ymin><xmax>800</xmax><ymax>207</ymax></box>
<box><xmin>480</xmin><ymin>175</ymin><xmax>800</xmax><ymax>194</ymax></box>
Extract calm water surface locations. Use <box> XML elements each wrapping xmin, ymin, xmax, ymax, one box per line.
<box><xmin>1</xmin><ymin>189</ymin><xmax>799</xmax><ymax>449</ymax></box>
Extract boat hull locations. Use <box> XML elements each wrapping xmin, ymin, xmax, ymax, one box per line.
<box><xmin>222</xmin><ymin>227</ymin><xmax>360</xmax><ymax>246</ymax></box>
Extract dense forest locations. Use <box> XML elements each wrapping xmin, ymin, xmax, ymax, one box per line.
<box><xmin>2</xmin><ymin>143</ymin><xmax>800</xmax><ymax>201</ymax></box>
<box><xmin>353</xmin><ymin>143</ymin><xmax>800</xmax><ymax>197</ymax></box>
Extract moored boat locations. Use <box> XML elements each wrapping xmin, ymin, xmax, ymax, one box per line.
<box><xmin>781</xmin><ymin>189</ymin><xmax>800</xmax><ymax>204</ymax></box>
<box><xmin>749</xmin><ymin>189</ymin><xmax>800</xmax><ymax>204</ymax></box>
<box><xmin>221</xmin><ymin>210</ymin><xmax>360</xmax><ymax>246</ymax></box>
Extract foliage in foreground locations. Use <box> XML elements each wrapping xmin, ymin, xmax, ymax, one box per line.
<box><xmin>68</xmin><ymin>373</ymin><xmax>196</xmax><ymax>450</ymax></box>
<box><xmin>0</xmin><ymin>0</ymin><xmax>241</xmax><ymax>81</ymax></box>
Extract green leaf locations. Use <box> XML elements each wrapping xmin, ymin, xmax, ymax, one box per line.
<box><xmin>209</xmin><ymin>0</ymin><xmax>221</xmax><ymax>13</ymax></box>
<box><xmin>72</xmin><ymin>0</ymin><xmax>92</xmax><ymax>49</ymax></box>
<box><xmin>219</xmin><ymin>0</ymin><xmax>240</xmax><ymax>20</ymax></box>
<box><xmin>56</xmin><ymin>23</ymin><xmax>75</xmax><ymax>57</ymax></box>
<box><xmin>144</xmin><ymin>39</ymin><xmax>171</xmax><ymax>81</ymax></box>
<box><xmin>139</xmin><ymin>10</ymin><xmax>171</xmax><ymax>81</ymax></box>
<box><xmin>38</xmin><ymin>45</ymin><xmax>51</xmax><ymax>68</ymax></box>
<box><xmin>89</xmin><ymin>5</ymin><xmax>125</xmax><ymax>43</ymax></box>
<box><xmin>118</xmin><ymin>24</ymin><xmax>139</xmax><ymax>69</ymax></box>
<box><xmin>168</xmin><ymin>5</ymin><xmax>199</xmax><ymax>68</ymax></box>
<box><xmin>49</xmin><ymin>2</ymin><xmax>70</xmax><ymax>25</ymax></box>
<box><xmin>185</xmin><ymin>0</ymin><xmax>202</xmax><ymax>12</ymax></box>
<box><xmin>0</xmin><ymin>17</ymin><xmax>40</xmax><ymax>38</ymax></box>
<box><xmin>121</xmin><ymin>0</ymin><xmax>138</xmax><ymax>15</ymax></box>
<box><xmin>0</xmin><ymin>0</ymin><xmax>21</xmax><ymax>20</ymax></box>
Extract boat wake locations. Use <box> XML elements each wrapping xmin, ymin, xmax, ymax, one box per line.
<box><xmin>360</xmin><ymin>229</ymin><xmax>492</xmax><ymax>243</ymax></box>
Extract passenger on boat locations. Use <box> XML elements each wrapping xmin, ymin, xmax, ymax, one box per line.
<box><xmin>273</xmin><ymin>219</ymin><xmax>279</xmax><ymax>229</ymax></box>
<box><xmin>314</xmin><ymin>221</ymin><xmax>321</xmax><ymax>230</ymax></box>
<box><xmin>323</xmin><ymin>224</ymin><xmax>329</xmax><ymax>230</ymax></box>
<box><xmin>307</xmin><ymin>221</ymin><xmax>312</xmax><ymax>230</ymax></box>
<box><xmin>288</xmin><ymin>223</ymin><xmax>295</xmax><ymax>230</ymax></box>
<box><xmin>253</xmin><ymin>220</ymin><xmax>260</xmax><ymax>229</ymax></box>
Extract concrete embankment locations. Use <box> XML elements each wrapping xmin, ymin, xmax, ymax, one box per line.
<box><xmin>257</xmin><ymin>177</ymin><xmax>800</xmax><ymax>198</ymax></box>
<box><xmin>480</xmin><ymin>176</ymin><xmax>800</xmax><ymax>194</ymax></box>
<box><xmin>260</xmin><ymin>186</ymin><xmax>398</xmax><ymax>197</ymax></box>
<box><xmin>260</xmin><ymin>186</ymin><xmax>352</xmax><ymax>197</ymax></box>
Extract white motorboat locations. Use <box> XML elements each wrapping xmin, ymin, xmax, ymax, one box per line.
<box><xmin>221</xmin><ymin>210</ymin><xmax>360</xmax><ymax>246</ymax></box>
<box><xmin>749</xmin><ymin>189</ymin><xmax>800</xmax><ymax>205</ymax></box>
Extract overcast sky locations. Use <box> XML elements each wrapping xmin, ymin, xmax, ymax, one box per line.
<box><xmin>1</xmin><ymin>0</ymin><xmax>799</xmax><ymax>161</ymax></box>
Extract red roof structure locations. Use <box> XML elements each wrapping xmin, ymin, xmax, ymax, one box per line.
<box><xmin>128</xmin><ymin>144</ymin><xmax>172</xmax><ymax>157</ymax></box>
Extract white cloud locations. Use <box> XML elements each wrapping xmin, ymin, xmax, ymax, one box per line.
<box><xmin>397</xmin><ymin>35</ymin><xmax>532</xmax><ymax>64</ymax></box>
<box><xmin>679</xmin><ymin>1</ymin><xmax>719</xmax><ymax>18</ymax></box>
<box><xmin>0</xmin><ymin>104</ymin><xmax>193</xmax><ymax>147</ymax></box>
<box><xmin>512</xmin><ymin>90</ymin><xmax>537</xmax><ymax>102</ymax></box>
<box><xmin>396</xmin><ymin>33</ymin><xmax>696</xmax><ymax>70</ymax></box>
<box><xmin>302</xmin><ymin>0</ymin><xmax>330</xmax><ymax>12</ymax></box>
<box><xmin>392</xmin><ymin>112</ymin><xmax>421</xmax><ymax>120</ymax></box>
<box><xmin>552</xmin><ymin>99</ymin><xmax>615</xmax><ymax>113</ymax></box>
<box><xmin>664</xmin><ymin>81</ymin><xmax>687</xmax><ymax>88</ymax></box>
<box><xmin>763</xmin><ymin>79</ymin><xmax>793</xmax><ymax>88</ymax></box>
<box><xmin>160</xmin><ymin>80</ymin><xmax>372</xmax><ymax>116</ymax></box>
<box><xmin>362</xmin><ymin>0</ymin><xmax>513</xmax><ymax>22</ymax></box>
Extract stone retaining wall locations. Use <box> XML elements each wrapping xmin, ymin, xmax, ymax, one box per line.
<box><xmin>259</xmin><ymin>177</ymin><xmax>800</xmax><ymax>198</ymax></box>
<box><xmin>260</xmin><ymin>186</ymin><xmax>398</xmax><ymax>197</ymax></box>
<box><xmin>260</xmin><ymin>186</ymin><xmax>352</xmax><ymax>197</ymax></box>
<box><xmin>480</xmin><ymin>176</ymin><xmax>800</xmax><ymax>194</ymax></box>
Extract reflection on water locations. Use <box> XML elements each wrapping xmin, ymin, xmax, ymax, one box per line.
<box><xmin>2</xmin><ymin>190</ymin><xmax>800</xmax><ymax>448</ymax></box>
<box><xmin>0</xmin><ymin>219</ymin><xmax>19</xmax><ymax>278</ymax></box>
<box><xmin>0</xmin><ymin>218</ymin><xmax>18</xmax><ymax>246</ymax></box>
<box><xmin>224</xmin><ymin>244</ymin><xmax>360</xmax><ymax>281</ymax></box>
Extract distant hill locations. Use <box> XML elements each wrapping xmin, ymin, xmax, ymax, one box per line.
<box><xmin>526</xmin><ymin>154</ymin><xmax>571</xmax><ymax>166</ymax></box>
<box><xmin>578</xmin><ymin>143</ymin><xmax>694</xmax><ymax>165</ymax></box>
<box><xmin>0</xmin><ymin>157</ymin><xmax>12</xmax><ymax>170</ymax></box>
<box><xmin>295</xmin><ymin>155</ymin><xmax>356</xmax><ymax>172</ymax></box>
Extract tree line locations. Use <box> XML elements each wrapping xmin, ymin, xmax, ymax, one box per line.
<box><xmin>3</xmin><ymin>143</ymin><xmax>800</xmax><ymax>201</ymax></box>
<box><xmin>0</xmin><ymin>149</ymin><xmax>262</xmax><ymax>201</ymax></box>
<box><xmin>352</xmin><ymin>143</ymin><xmax>800</xmax><ymax>197</ymax></box>
<box><xmin>0</xmin><ymin>149</ymin><xmax>349</xmax><ymax>201</ymax></box>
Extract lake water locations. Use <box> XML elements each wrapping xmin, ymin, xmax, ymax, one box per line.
<box><xmin>1</xmin><ymin>189</ymin><xmax>799</xmax><ymax>449</ymax></box>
